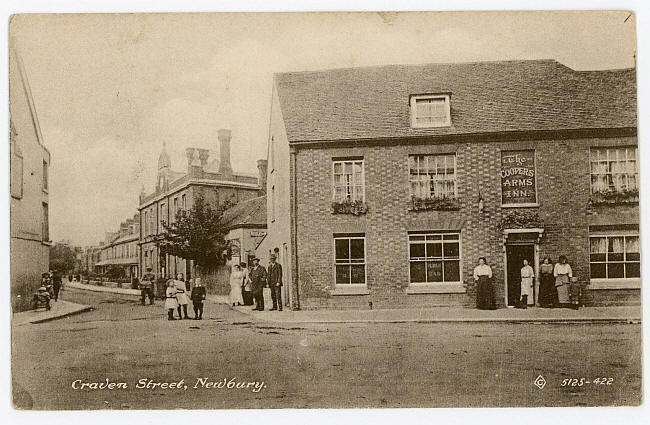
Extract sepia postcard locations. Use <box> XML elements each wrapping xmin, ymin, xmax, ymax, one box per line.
<box><xmin>8</xmin><ymin>11</ymin><xmax>642</xmax><ymax>410</ymax></box>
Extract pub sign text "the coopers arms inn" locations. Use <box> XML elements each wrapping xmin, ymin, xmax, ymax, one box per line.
<box><xmin>501</xmin><ymin>150</ymin><xmax>537</xmax><ymax>205</ymax></box>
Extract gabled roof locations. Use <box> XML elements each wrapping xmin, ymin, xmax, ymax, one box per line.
<box><xmin>221</xmin><ymin>196</ymin><xmax>267</xmax><ymax>229</ymax></box>
<box><xmin>274</xmin><ymin>59</ymin><xmax>637</xmax><ymax>143</ymax></box>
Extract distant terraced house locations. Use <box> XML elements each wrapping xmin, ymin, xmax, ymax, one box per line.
<box><xmin>95</xmin><ymin>214</ymin><xmax>140</xmax><ymax>279</ymax></box>
<box><xmin>261</xmin><ymin>59</ymin><xmax>638</xmax><ymax>311</ymax></box>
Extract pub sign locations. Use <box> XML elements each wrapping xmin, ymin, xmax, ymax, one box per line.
<box><xmin>501</xmin><ymin>150</ymin><xmax>537</xmax><ymax>205</ymax></box>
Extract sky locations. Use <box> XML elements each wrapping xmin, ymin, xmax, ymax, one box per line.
<box><xmin>9</xmin><ymin>11</ymin><xmax>636</xmax><ymax>247</ymax></box>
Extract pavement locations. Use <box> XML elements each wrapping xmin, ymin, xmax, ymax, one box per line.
<box><xmin>233</xmin><ymin>304</ymin><xmax>641</xmax><ymax>324</ymax></box>
<box><xmin>12</xmin><ymin>299</ymin><xmax>93</xmax><ymax>326</ymax></box>
<box><xmin>65</xmin><ymin>279</ymin><xmax>641</xmax><ymax>324</ymax></box>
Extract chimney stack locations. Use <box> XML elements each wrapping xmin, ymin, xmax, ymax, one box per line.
<box><xmin>257</xmin><ymin>159</ymin><xmax>268</xmax><ymax>194</ymax></box>
<box><xmin>218</xmin><ymin>129</ymin><xmax>233</xmax><ymax>177</ymax></box>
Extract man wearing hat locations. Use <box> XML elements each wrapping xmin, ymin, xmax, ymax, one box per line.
<box><xmin>249</xmin><ymin>256</ymin><xmax>268</xmax><ymax>311</ymax></box>
<box><xmin>139</xmin><ymin>267</ymin><xmax>156</xmax><ymax>305</ymax></box>
<box><xmin>268</xmin><ymin>253</ymin><xmax>283</xmax><ymax>311</ymax></box>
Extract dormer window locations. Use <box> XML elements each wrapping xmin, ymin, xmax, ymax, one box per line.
<box><xmin>410</xmin><ymin>94</ymin><xmax>451</xmax><ymax>128</ymax></box>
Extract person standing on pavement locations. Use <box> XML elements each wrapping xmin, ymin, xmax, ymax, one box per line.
<box><xmin>165</xmin><ymin>281</ymin><xmax>179</xmax><ymax>320</ymax></box>
<box><xmin>268</xmin><ymin>253</ymin><xmax>283</xmax><ymax>311</ymax></box>
<box><xmin>240</xmin><ymin>262</ymin><xmax>253</xmax><ymax>306</ymax></box>
<box><xmin>473</xmin><ymin>257</ymin><xmax>496</xmax><ymax>310</ymax></box>
<box><xmin>518</xmin><ymin>259</ymin><xmax>535</xmax><ymax>309</ymax></box>
<box><xmin>249</xmin><ymin>257</ymin><xmax>268</xmax><ymax>311</ymax></box>
<box><xmin>190</xmin><ymin>277</ymin><xmax>206</xmax><ymax>320</ymax></box>
<box><xmin>538</xmin><ymin>257</ymin><xmax>557</xmax><ymax>308</ymax></box>
<box><xmin>554</xmin><ymin>255</ymin><xmax>573</xmax><ymax>308</ymax></box>
<box><xmin>229</xmin><ymin>264</ymin><xmax>244</xmax><ymax>307</ymax></box>
<box><xmin>51</xmin><ymin>270</ymin><xmax>62</xmax><ymax>302</ymax></box>
<box><xmin>139</xmin><ymin>267</ymin><xmax>156</xmax><ymax>305</ymax></box>
<box><xmin>174</xmin><ymin>273</ymin><xmax>190</xmax><ymax>319</ymax></box>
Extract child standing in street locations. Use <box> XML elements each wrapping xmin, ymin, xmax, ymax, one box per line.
<box><xmin>165</xmin><ymin>281</ymin><xmax>178</xmax><ymax>320</ymax></box>
<box><xmin>191</xmin><ymin>277</ymin><xmax>206</xmax><ymax>320</ymax></box>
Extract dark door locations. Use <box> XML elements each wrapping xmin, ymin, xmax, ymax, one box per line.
<box><xmin>506</xmin><ymin>244</ymin><xmax>535</xmax><ymax>306</ymax></box>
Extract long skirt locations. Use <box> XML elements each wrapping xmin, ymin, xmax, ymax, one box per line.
<box><xmin>242</xmin><ymin>288</ymin><xmax>254</xmax><ymax>306</ymax></box>
<box><xmin>555</xmin><ymin>274</ymin><xmax>570</xmax><ymax>304</ymax></box>
<box><xmin>476</xmin><ymin>275</ymin><xmax>496</xmax><ymax>310</ymax></box>
<box><xmin>229</xmin><ymin>280</ymin><xmax>244</xmax><ymax>305</ymax></box>
<box><xmin>538</xmin><ymin>274</ymin><xmax>558</xmax><ymax>307</ymax></box>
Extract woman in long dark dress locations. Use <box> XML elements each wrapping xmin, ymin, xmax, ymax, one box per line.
<box><xmin>538</xmin><ymin>257</ymin><xmax>557</xmax><ymax>307</ymax></box>
<box><xmin>474</xmin><ymin>257</ymin><xmax>496</xmax><ymax>310</ymax></box>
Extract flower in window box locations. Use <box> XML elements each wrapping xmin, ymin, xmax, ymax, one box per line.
<box><xmin>331</xmin><ymin>199</ymin><xmax>369</xmax><ymax>215</ymax></box>
<box><xmin>589</xmin><ymin>188</ymin><xmax>639</xmax><ymax>206</ymax></box>
<box><xmin>500</xmin><ymin>210</ymin><xmax>544</xmax><ymax>229</ymax></box>
<box><xmin>409</xmin><ymin>195</ymin><xmax>460</xmax><ymax>211</ymax></box>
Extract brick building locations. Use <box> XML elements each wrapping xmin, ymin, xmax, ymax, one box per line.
<box><xmin>10</xmin><ymin>46</ymin><xmax>51</xmax><ymax>311</ymax></box>
<box><xmin>138</xmin><ymin>129</ymin><xmax>264</xmax><ymax>284</ymax></box>
<box><xmin>266</xmin><ymin>60</ymin><xmax>638</xmax><ymax>310</ymax></box>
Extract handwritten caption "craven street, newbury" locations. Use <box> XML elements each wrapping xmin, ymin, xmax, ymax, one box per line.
<box><xmin>71</xmin><ymin>378</ymin><xmax>267</xmax><ymax>393</ymax></box>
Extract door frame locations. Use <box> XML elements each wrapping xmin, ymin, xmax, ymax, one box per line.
<box><xmin>502</xmin><ymin>228</ymin><xmax>544</xmax><ymax>307</ymax></box>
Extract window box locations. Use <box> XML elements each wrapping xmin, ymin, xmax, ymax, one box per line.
<box><xmin>589</xmin><ymin>189</ymin><xmax>639</xmax><ymax>206</ymax></box>
<box><xmin>500</xmin><ymin>210</ymin><xmax>543</xmax><ymax>230</ymax></box>
<box><xmin>409</xmin><ymin>195</ymin><xmax>460</xmax><ymax>212</ymax></box>
<box><xmin>331</xmin><ymin>200</ymin><xmax>369</xmax><ymax>216</ymax></box>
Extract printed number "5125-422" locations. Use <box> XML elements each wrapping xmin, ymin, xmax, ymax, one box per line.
<box><xmin>561</xmin><ymin>378</ymin><xmax>614</xmax><ymax>386</ymax></box>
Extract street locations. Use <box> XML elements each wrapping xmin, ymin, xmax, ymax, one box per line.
<box><xmin>12</xmin><ymin>287</ymin><xmax>641</xmax><ymax>409</ymax></box>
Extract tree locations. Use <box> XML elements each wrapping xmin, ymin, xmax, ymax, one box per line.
<box><xmin>106</xmin><ymin>265</ymin><xmax>126</xmax><ymax>280</ymax></box>
<box><xmin>157</xmin><ymin>196</ymin><xmax>233</xmax><ymax>269</ymax></box>
<box><xmin>49</xmin><ymin>243</ymin><xmax>77</xmax><ymax>274</ymax></box>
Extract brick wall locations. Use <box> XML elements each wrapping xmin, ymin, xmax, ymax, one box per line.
<box><xmin>294</xmin><ymin>135</ymin><xmax>638</xmax><ymax>310</ymax></box>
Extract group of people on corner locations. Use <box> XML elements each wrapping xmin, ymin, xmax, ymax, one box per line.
<box><xmin>139</xmin><ymin>267</ymin><xmax>207</xmax><ymax>321</ymax></box>
<box><xmin>229</xmin><ymin>252</ymin><xmax>283</xmax><ymax>312</ymax></box>
<box><xmin>473</xmin><ymin>255</ymin><xmax>578</xmax><ymax>310</ymax></box>
<box><xmin>33</xmin><ymin>270</ymin><xmax>63</xmax><ymax>310</ymax></box>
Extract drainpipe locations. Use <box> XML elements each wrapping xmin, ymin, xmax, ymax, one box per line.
<box><xmin>289</xmin><ymin>145</ymin><xmax>300</xmax><ymax>310</ymax></box>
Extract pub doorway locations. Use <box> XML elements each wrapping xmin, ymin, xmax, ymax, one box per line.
<box><xmin>505</xmin><ymin>244</ymin><xmax>535</xmax><ymax>307</ymax></box>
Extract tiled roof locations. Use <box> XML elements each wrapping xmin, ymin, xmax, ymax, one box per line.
<box><xmin>275</xmin><ymin>60</ymin><xmax>637</xmax><ymax>143</ymax></box>
<box><xmin>221</xmin><ymin>196</ymin><xmax>267</xmax><ymax>229</ymax></box>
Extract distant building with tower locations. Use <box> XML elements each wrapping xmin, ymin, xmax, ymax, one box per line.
<box><xmin>138</xmin><ymin>129</ymin><xmax>266</xmax><ymax>286</ymax></box>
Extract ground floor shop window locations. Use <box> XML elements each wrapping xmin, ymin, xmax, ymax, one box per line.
<box><xmin>409</xmin><ymin>232</ymin><xmax>460</xmax><ymax>283</ymax></box>
<box><xmin>590</xmin><ymin>234</ymin><xmax>640</xmax><ymax>279</ymax></box>
<box><xmin>334</xmin><ymin>235</ymin><xmax>366</xmax><ymax>285</ymax></box>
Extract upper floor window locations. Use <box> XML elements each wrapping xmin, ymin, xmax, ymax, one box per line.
<box><xmin>333</xmin><ymin>159</ymin><xmax>365</xmax><ymax>203</ymax></box>
<box><xmin>144</xmin><ymin>211</ymin><xmax>149</xmax><ymax>236</ymax></box>
<box><xmin>410</xmin><ymin>94</ymin><xmax>451</xmax><ymax>128</ymax></box>
<box><xmin>42</xmin><ymin>202</ymin><xmax>49</xmax><ymax>242</ymax></box>
<box><xmin>181</xmin><ymin>194</ymin><xmax>187</xmax><ymax>210</ymax></box>
<box><xmin>160</xmin><ymin>203</ymin><xmax>166</xmax><ymax>227</ymax></box>
<box><xmin>43</xmin><ymin>160</ymin><xmax>48</xmax><ymax>191</ymax></box>
<box><xmin>409</xmin><ymin>154</ymin><xmax>456</xmax><ymax>199</ymax></box>
<box><xmin>590</xmin><ymin>147</ymin><xmax>637</xmax><ymax>194</ymax></box>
